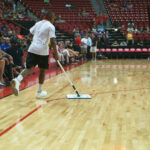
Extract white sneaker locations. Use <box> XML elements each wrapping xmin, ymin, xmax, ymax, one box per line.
<box><xmin>36</xmin><ymin>91</ymin><xmax>47</xmax><ymax>99</ymax></box>
<box><xmin>11</xmin><ymin>78</ymin><xmax>20</xmax><ymax>96</ymax></box>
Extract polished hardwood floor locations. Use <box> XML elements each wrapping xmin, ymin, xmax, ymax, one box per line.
<box><xmin>0</xmin><ymin>60</ymin><xmax>150</xmax><ymax>150</ymax></box>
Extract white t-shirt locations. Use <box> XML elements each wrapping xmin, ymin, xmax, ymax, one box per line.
<box><xmin>28</xmin><ymin>20</ymin><xmax>56</xmax><ymax>55</ymax></box>
<box><xmin>81</xmin><ymin>38</ymin><xmax>88</xmax><ymax>48</ymax></box>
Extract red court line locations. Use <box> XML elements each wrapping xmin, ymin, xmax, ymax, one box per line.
<box><xmin>0</xmin><ymin>97</ymin><xmax>65</xmax><ymax>137</ymax></box>
<box><xmin>1</xmin><ymin>87</ymin><xmax>150</xmax><ymax>137</ymax></box>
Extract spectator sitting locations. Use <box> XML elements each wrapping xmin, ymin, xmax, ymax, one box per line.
<box><xmin>127</xmin><ymin>3</ymin><xmax>133</xmax><ymax>10</ymax></box>
<box><xmin>127</xmin><ymin>27</ymin><xmax>134</xmax><ymax>32</ymax></box>
<box><xmin>56</xmin><ymin>15</ymin><xmax>65</xmax><ymax>23</ymax></box>
<box><xmin>6</xmin><ymin>37</ymin><xmax>24</xmax><ymax>67</ymax></box>
<box><xmin>0</xmin><ymin>37</ymin><xmax>11</xmax><ymax>52</ymax></box>
<box><xmin>128</xmin><ymin>21</ymin><xmax>134</xmax><ymax>28</ymax></box>
<box><xmin>111</xmin><ymin>41</ymin><xmax>119</xmax><ymax>47</ymax></box>
<box><xmin>81</xmin><ymin>8</ymin><xmax>88</xmax><ymax>16</ymax></box>
<box><xmin>59</xmin><ymin>41</ymin><xmax>70</xmax><ymax>64</ymax></box>
<box><xmin>41</xmin><ymin>6</ymin><xmax>46</xmax><ymax>14</ymax></box>
<box><xmin>13</xmin><ymin>12</ymin><xmax>17</xmax><ymax>19</ymax></box>
<box><xmin>0</xmin><ymin>49</ymin><xmax>14</xmax><ymax>86</ymax></box>
<box><xmin>137</xmin><ymin>41</ymin><xmax>144</xmax><ymax>47</ymax></box>
<box><xmin>73</xmin><ymin>27</ymin><xmax>80</xmax><ymax>37</ymax></box>
<box><xmin>110</xmin><ymin>1</ymin><xmax>119</xmax><ymax>10</ymax></box>
<box><xmin>80</xmin><ymin>30</ymin><xmax>86</xmax><ymax>38</ymax></box>
<box><xmin>121</xmin><ymin>1</ymin><xmax>128</xmax><ymax>10</ymax></box>
<box><xmin>97</xmin><ymin>25</ymin><xmax>105</xmax><ymax>34</ymax></box>
<box><xmin>1</xmin><ymin>24</ymin><xmax>6</xmax><ymax>32</ymax></box>
<box><xmin>141</xmin><ymin>27</ymin><xmax>147</xmax><ymax>33</ymax></box>
<box><xmin>113</xmin><ymin>21</ymin><xmax>121</xmax><ymax>29</ymax></box>
<box><xmin>134</xmin><ymin>26</ymin><xmax>139</xmax><ymax>33</ymax></box>
<box><xmin>92</xmin><ymin>26</ymin><xmax>97</xmax><ymax>34</ymax></box>
<box><xmin>65</xmin><ymin>4</ymin><xmax>71</xmax><ymax>9</ymax></box>
<box><xmin>56</xmin><ymin>42</ymin><xmax>65</xmax><ymax>65</ymax></box>
<box><xmin>18</xmin><ymin>11</ymin><xmax>24</xmax><ymax>19</ymax></box>
<box><xmin>65</xmin><ymin>40</ymin><xmax>73</xmax><ymax>49</ymax></box>
<box><xmin>120</xmin><ymin>41</ymin><xmax>127</xmax><ymax>47</ymax></box>
<box><xmin>65</xmin><ymin>40</ymin><xmax>79</xmax><ymax>61</ymax></box>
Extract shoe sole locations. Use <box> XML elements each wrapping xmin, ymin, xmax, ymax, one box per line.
<box><xmin>11</xmin><ymin>80</ymin><xmax>19</xmax><ymax>96</ymax></box>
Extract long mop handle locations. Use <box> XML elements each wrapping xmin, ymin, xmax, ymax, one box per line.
<box><xmin>57</xmin><ymin>60</ymin><xmax>80</xmax><ymax>97</ymax></box>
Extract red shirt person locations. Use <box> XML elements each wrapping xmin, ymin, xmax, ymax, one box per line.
<box><xmin>75</xmin><ymin>36</ymin><xmax>81</xmax><ymax>46</ymax></box>
<box><xmin>95</xmin><ymin>14</ymin><xmax>101</xmax><ymax>25</ymax></box>
<box><xmin>102</xmin><ymin>13</ymin><xmax>108</xmax><ymax>27</ymax></box>
<box><xmin>74</xmin><ymin>35</ymin><xmax>82</xmax><ymax>53</ymax></box>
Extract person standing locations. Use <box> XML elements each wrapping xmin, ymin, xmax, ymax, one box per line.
<box><xmin>81</xmin><ymin>34</ymin><xmax>88</xmax><ymax>60</ymax></box>
<box><xmin>74</xmin><ymin>34</ymin><xmax>81</xmax><ymax>54</ymax></box>
<box><xmin>86</xmin><ymin>34</ymin><xmax>92</xmax><ymax>60</ymax></box>
<box><xmin>90</xmin><ymin>33</ymin><xmax>98</xmax><ymax>61</ymax></box>
<box><xmin>11</xmin><ymin>10</ymin><xmax>58</xmax><ymax>99</ymax></box>
<box><xmin>102</xmin><ymin>13</ymin><xmax>108</xmax><ymax>27</ymax></box>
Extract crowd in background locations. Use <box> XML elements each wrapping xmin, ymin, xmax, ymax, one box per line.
<box><xmin>0</xmin><ymin>21</ymin><xmax>31</xmax><ymax>86</ymax></box>
<box><xmin>0</xmin><ymin>0</ymin><xmax>28</xmax><ymax>19</ymax></box>
<box><xmin>0</xmin><ymin>0</ymin><xmax>38</xmax><ymax>20</ymax></box>
<box><xmin>0</xmin><ymin>0</ymin><xmax>150</xmax><ymax>87</ymax></box>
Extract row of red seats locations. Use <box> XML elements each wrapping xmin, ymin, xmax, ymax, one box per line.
<box><xmin>104</xmin><ymin>0</ymin><xmax>150</xmax><ymax>28</ymax></box>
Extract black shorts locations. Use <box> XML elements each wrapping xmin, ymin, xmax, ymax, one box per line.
<box><xmin>26</xmin><ymin>52</ymin><xmax>49</xmax><ymax>69</ymax></box>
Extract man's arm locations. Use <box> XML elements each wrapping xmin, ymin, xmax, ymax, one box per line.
<box><xmin>50</xmin><ymin>38</ymin><xmax>58</xmax><ymax>61</ymax></box>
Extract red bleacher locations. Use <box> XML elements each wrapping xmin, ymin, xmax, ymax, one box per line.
<box><xmin>104</xmin><ymin>0</ymin><xmax>150</xmax><ymax>29</ymax></box>
<box><xmin>22</xmin><ymin>0</ymin><xmax>95</xmax><ymax>34</ymax></box>
<box><xmin>0</xmin><ymin>18</ymin><xmax>21</xmax><ymax>33</ymax></box>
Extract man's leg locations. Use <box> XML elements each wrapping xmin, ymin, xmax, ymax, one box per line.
<box><xmin>37</xmin><ymin>68</ymin><xmax>45</xmax><ymax>92</ymax></box>
<box><xmin>11</xmin><ymin>67</ymin><xmax>34</xmax><ymax>96</ymax></box>
<box><xmin>11</xmin><ymin>52</ymin><xmax>36</xmax><ymax>96</ymax></box>
<box><xmin>36</xmin><ymin>68</ymin><xmax>47</xmax><ymax>99</ymax></box>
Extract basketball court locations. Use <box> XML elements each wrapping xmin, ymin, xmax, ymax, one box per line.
<box><xmin>0</xmin><ymin>60</ymin><xmax>150</xmax><ymax>150</ymax></box>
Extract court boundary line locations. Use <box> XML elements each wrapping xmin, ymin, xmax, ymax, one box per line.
<box><xmin>1</xmin><ymin>87</ymin><xmax>150</xmax><ymax>137</ymax></box>
<box><xmin>0</xmin><ymin>98</ymin><xmax>65</xmax><ymax>137</ymax></box>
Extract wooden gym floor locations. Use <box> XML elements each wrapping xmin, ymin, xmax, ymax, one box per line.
<box><xmin>0</xmin><ymin>60</ymin><xmax>150</xmax><ymax>150</ymax></box>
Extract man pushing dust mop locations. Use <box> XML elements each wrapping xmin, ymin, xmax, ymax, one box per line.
<box><xmin>11</xmin><ymin>10</ymin><xmax>58</xmax><ymax>99</ymax></box>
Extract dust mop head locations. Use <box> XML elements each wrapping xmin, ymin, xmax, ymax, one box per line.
<box><xmin>67</xmin><ymin>94</ymin><xmax>91</xmax><ymax>99</ymax></box>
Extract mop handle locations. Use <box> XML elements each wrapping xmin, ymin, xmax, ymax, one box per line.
<box><xmin>57</xmin><ymin>60</ymin><xmax>80</xmax><ymax>96</ymax></box>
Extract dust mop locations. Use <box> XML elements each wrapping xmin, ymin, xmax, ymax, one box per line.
<box><xmin>57</xmin><ymin>60</ymin><xmax>91</xmax><ymax>99</ymax></box>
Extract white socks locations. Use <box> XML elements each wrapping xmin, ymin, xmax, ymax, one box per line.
<box><xmin>37</xmin><ymin>84</ymin><xmax>43</xmax><ymax>93</ymax></box>
<box><xmin>16</xmin><ymin>74</ymin><xmax>43</xmax><ymax>94</ymax></box>
<box><xmin>17</xmin><ymin>75</ymin><xmax>23</xmax><ymax>82</ymax></box>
